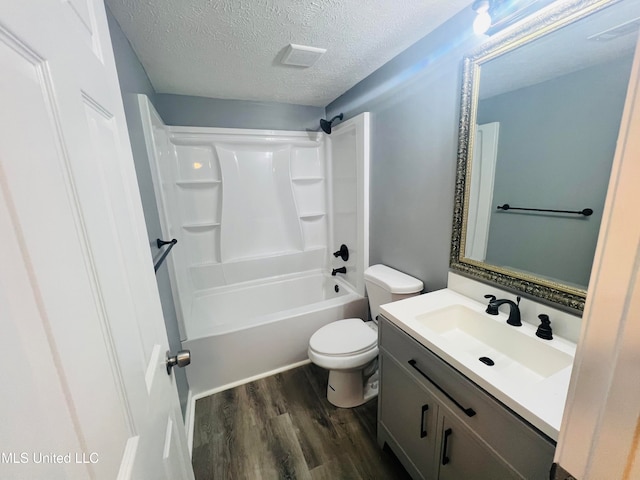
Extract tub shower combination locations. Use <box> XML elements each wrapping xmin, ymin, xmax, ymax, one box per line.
<box><xmin>138</xmin><ymin>96</ymin><xmax>370</xmax><ymax>396</ymax></box>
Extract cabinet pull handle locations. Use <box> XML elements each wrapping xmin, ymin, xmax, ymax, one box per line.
<box><xmin>420</xmin><ymin>404</ymin><xmax>429</xmax><ymax>438</ymax></box>
<box><xmin>408</xmin><ymin>359</ymin><xmax>476</xmax><ymax>417</ymax></box>
<box><xmin>442</xmin><ymin>428</ymin><xmax>452</xmax><ymax>465</ymax></box>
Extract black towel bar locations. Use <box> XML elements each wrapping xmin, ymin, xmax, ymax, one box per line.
<box><xmin>154</xmin><ymin>238</ymin><xmax>177</xmax><ymax>273</ymax></box>
<box><xmin>497</xmin><ymin>204</ymin><xmax>593</xmax><ymax>216</ymax></box>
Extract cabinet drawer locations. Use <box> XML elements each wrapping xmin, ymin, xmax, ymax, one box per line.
<box><xmin>379</xmin><ymin>316</ymin><xmax>555</xmax><ymax>480</ymax></box>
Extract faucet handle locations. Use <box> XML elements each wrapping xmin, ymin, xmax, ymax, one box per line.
<box><xmin>536</xmin><ymin>314</ymin><xmax>553</xmax><ymax>340</ymax></box>
<box><xmin>333</xmin><ymin>244</ymin><xmax>349</xmax><ymax>261</ymax></box>
<box><xmin>484</xmin><ymin>295</ymin><xmax>498</xmax><ymax>315</ymax></box>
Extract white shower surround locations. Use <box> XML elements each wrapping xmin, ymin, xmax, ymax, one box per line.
<box><xmin>138</xmin><ymin>96</ymin><xmax>370</xmax><ymax>394</ymax></box>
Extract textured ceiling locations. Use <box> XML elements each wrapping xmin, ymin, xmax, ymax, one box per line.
<box><xmin>106</xmin><ymin>0</ymin><xmax>472</xmax><ymax>107</ymax></box>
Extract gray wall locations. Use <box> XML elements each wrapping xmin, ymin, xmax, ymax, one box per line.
<box><xmin>106</xmin><ymin>8</ymin><xmax>190</xmax><ymax>416</ymax></box>
<box><xmin>327</xmin><ymin>8</ymin><xmax>482</xmax><ymax>292</ymax></box>
<box><xmin>155</xmin><ymin>94</ymin><xmax>325</xmax><ymax>131</ymax></box>
<box><xmin>478</xmin><ymin>56</ymin><xmax>633</xmax><ymax>288</ymax></box>
<box><xmin>106</xmin><ymin>11</ymin><xmax>156</xmax><ymax>103</ymax></box>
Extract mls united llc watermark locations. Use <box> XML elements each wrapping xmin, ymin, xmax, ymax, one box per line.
<box><xmin>1</xmin><ymin>452</ymin><xmax>99</xmax><ymax>464</ymax></box>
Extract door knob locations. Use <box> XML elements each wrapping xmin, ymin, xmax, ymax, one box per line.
<box><xmin>166</xmin><ymin>349</ymin><xmax>191</xmax><ymax>375</ymax></box>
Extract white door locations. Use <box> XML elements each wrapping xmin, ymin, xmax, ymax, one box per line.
<box><xmin>554</xmin><ymin>32</ymin><xmax>640</xmax><ymax>479</ymax></box>
<box><xmin>465</xmin><ymin>122</ymin><xmax>499</xmax><ymax>261</ymax></box>
<box><xmin>0</xmin><ymin>1</ymin><xmax>194</xmax><ymax>479</ymax></box>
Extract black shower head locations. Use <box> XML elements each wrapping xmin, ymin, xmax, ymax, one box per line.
<box><xmin>320</xmin><ymin>113</ymin><xmax>344</xmax><ymax>134</ymax></box>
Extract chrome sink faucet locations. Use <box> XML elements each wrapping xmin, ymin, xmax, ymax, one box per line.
<box><xmin>484</xmin><ymin>295</ymin><xmax>522</xmax><ymax>327</ymax></box>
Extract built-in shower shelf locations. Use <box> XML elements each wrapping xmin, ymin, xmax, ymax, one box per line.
<box><xmin>189</xmin><ymin>261</ymin><xmax>223</xmax><ymax>268</ymax></box>
<box><xmin>176</xmin><ymin>180</ymin><xmax>221</xmax><ymax>186</ymax></box>
<box><xmin>182</xmin><ymin>222</ymin><xmax>221</xmax><ymax>230</ymax></box>
<box><xmin>292</xmin><ymin>176</ymin><xmax>324</xmax><ymax>184</ymax></box>
<box><xmin>299</xmin><ymin>212</ymin><xmax>326</xmax><ymax>220</ymax></box>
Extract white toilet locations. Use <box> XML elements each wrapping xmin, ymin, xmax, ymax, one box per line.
<box><xmin>308</xmin><ymin>264</ymin><xmax>423</xmax><ymax>408</ymax></box>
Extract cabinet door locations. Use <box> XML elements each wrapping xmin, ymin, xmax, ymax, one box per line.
<box><xmin>437</xmin><ymin>413</ymin><xmax>520</xmax><ymax>480</ymax></box>
<box><xmin>380</xmin><ymin>353</ymin><xmax>439</xmax><ymax>479</ymax></box>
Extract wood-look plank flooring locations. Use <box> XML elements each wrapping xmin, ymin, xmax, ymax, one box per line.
<box><xmin>192</xmin><ymin>363</ymin><xmax>411</xmax><ymax>480</ymax></box>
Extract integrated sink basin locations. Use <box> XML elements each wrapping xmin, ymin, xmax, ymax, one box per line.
<box><xmin>416</xmin><ymin>304</ymin><xmax>573</xmax><ymax>385</ymax></box>
<box><xmin>379</xmin><ymin>288</ymin><xmax>577</xmax><ymax>440</ymax></box>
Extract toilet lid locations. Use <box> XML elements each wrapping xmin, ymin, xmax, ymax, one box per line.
<box><xmin>309</xmin><ymin>318</ymin><xmax>377</xmax><ymax>356</ymax></box>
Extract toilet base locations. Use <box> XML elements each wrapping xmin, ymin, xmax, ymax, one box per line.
<box><xmin>326</xmin><ymin>369</ymin><xmax>379</xmax><ymax>408</ymax></box>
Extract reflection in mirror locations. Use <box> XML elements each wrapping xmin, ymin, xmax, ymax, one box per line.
<box><xmin>452</xmin><ymin>0</ymin><xmax>640</xmax><ymax>311</ymax></box>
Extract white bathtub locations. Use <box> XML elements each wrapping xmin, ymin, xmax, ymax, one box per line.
<box><xmin>182</xmin><ymin>271</ymin><xmax>368</xmax><ymax>396</ymax></box>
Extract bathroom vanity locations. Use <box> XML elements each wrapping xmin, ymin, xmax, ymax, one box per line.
<box><xmin>377</xmin><ymin>290</ymin><xmax>576</xmax><ymax>480</ymax></box>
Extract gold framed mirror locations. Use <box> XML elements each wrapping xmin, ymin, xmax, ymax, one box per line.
<box><xmin>450</xmin><ymin>0</ymin><xmax>638</xmax><ymax>311</ymax></box>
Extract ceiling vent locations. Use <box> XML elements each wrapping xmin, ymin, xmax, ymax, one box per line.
<box><xmin>588</xmin><ymin>17</ymin><xmax>640</xmax><ymax>41</ymax></box>
<box><xmin>281</xmin><ymin>44</ymin><xmax>326</xmax><ymax>67</ymax></box>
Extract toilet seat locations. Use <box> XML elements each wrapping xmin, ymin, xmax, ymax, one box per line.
<box><xmin>309</xmin><ymin>318</ymin><xmax>377</xmax><ymax>355</ymax></box>
<box><xmin>308</xmin><ymin>319</ymin><xmax>378</xmax><ymax>370</ymax></box>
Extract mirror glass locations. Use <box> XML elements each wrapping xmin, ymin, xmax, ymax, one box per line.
<box><xmin>451</xmin><ymin>0</ymin><xmax>639</xmax><ymax>311</ymax></box>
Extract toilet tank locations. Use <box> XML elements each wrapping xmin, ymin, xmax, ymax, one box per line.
<box><xmin>364</xmin><ymin>264</ymin><xmax>423</xmax><ymax>321</ymax></box>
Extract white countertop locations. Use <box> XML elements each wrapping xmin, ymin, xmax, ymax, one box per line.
<box><xmin>380</xmin><ymin>288</ymin><xmax>576</xmax><ymax>441</ymax></box>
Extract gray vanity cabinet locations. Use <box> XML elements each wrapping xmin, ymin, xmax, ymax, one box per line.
<box><xmin>437</xmin><ymin>410</ymin><xmax>518</xmax><ymax>480</ymax></box>
<box><xmin>377</xmin><ymin>316</ymin><xmax>555</xmax><ymax>480</ymax></box>
<box><xmin>379</xmin><ymin>353</ymin><xmax>439</xmax><ymax>478</ymax></box>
